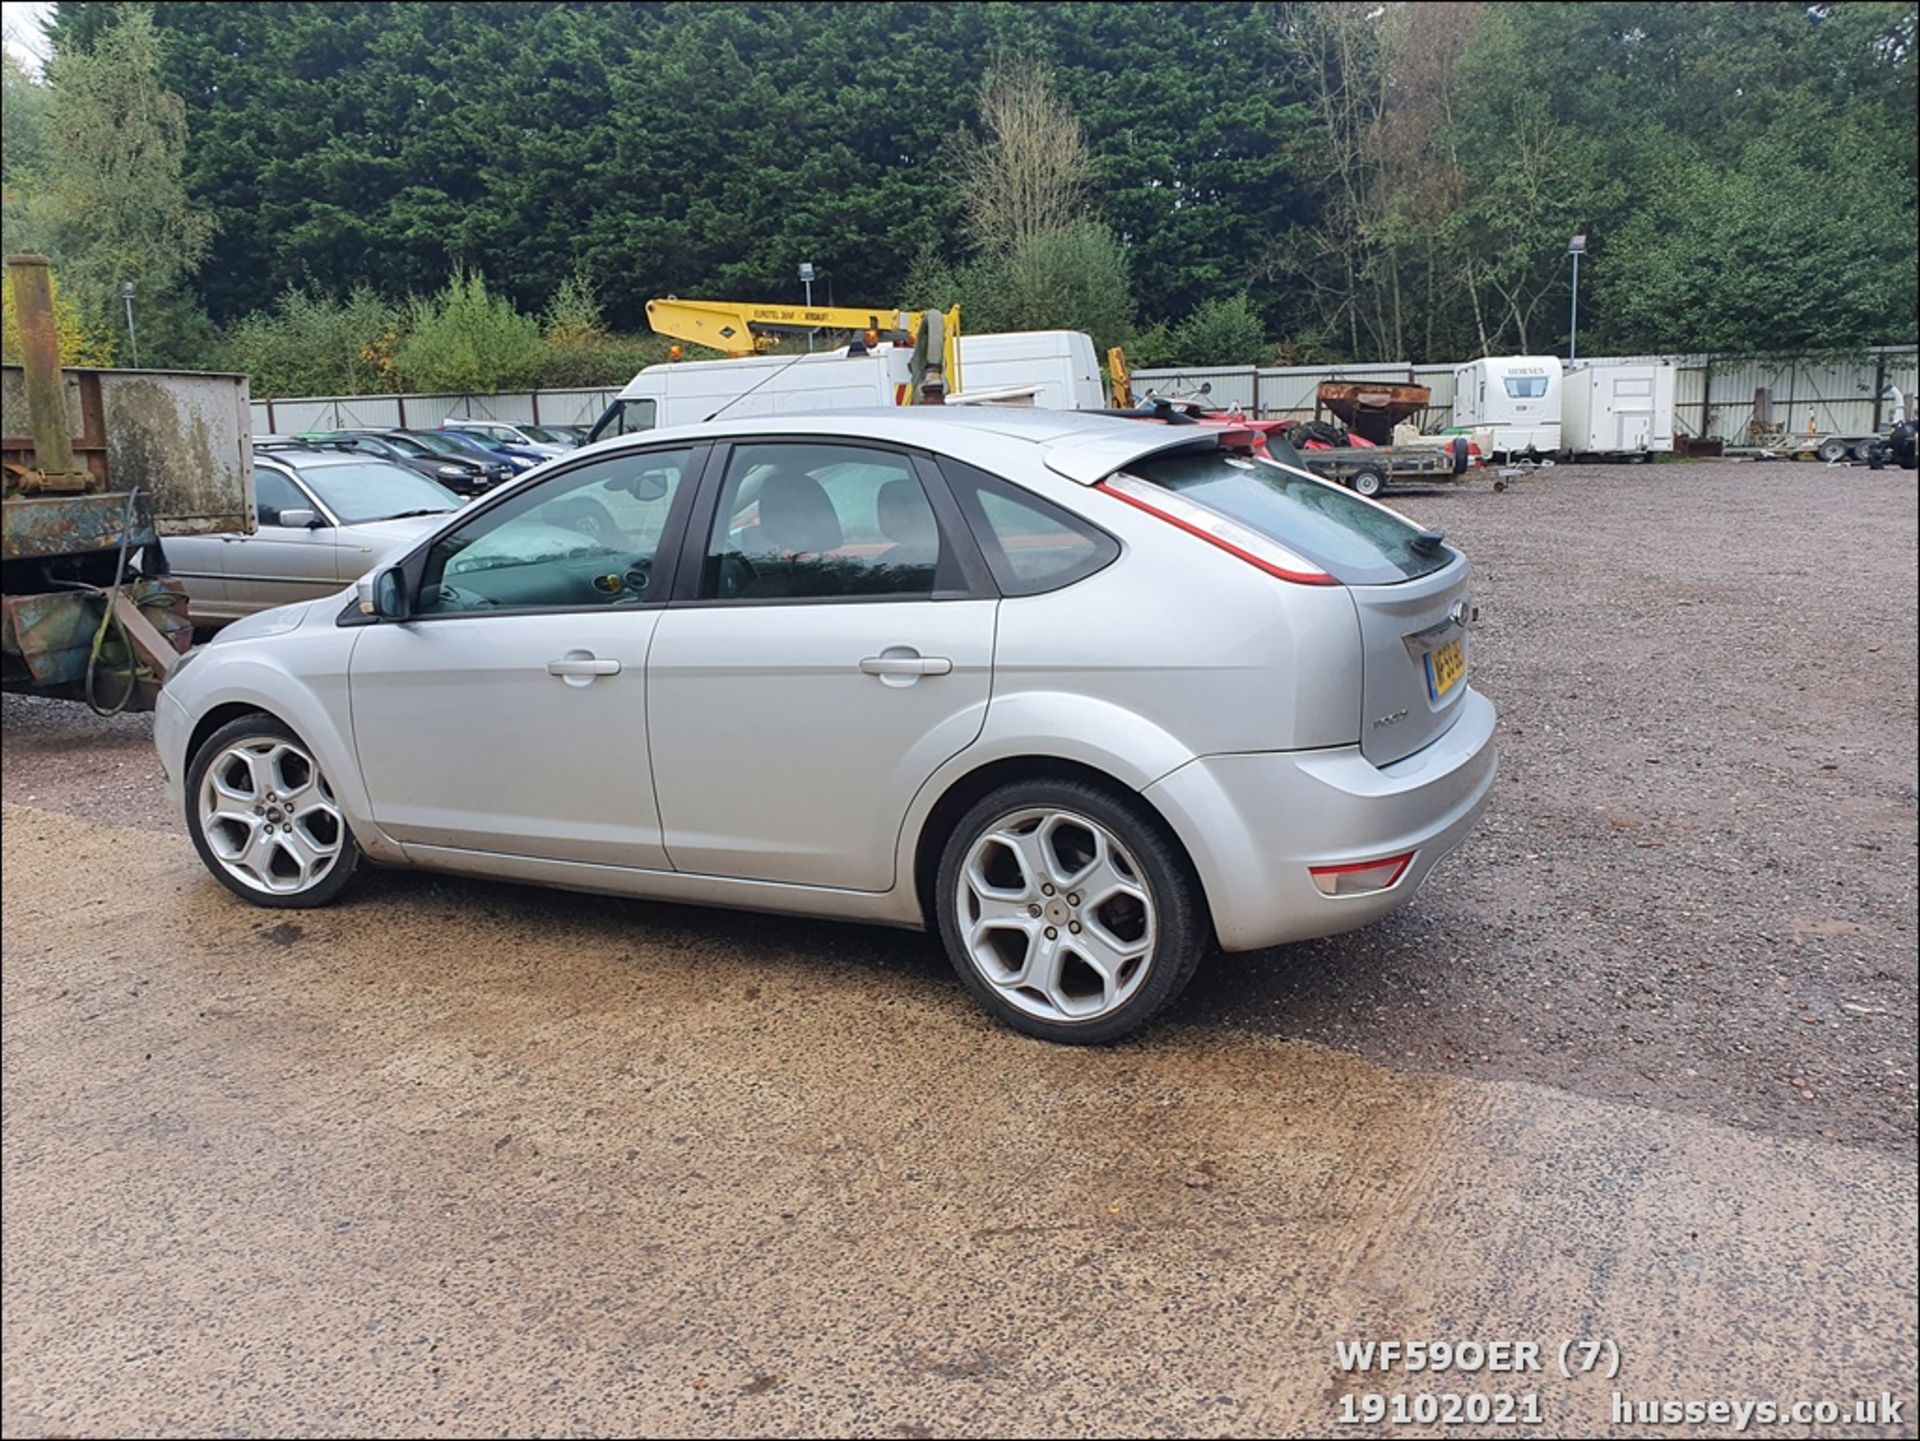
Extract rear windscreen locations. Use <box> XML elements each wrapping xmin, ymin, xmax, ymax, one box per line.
<box><xmin>1126</xmin><ymin>441</ymin><xmax>1453</xmax><ymax>584</ymax></box>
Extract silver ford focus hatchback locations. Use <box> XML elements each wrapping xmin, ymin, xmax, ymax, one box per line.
<box><xmin>156</xmin><ymin>409</ymin><xmax>1497</xmax><ymax>1042</ymax></box>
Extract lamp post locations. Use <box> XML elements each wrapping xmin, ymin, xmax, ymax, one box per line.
<box><xmin>121</xmin><ymin>280</ymin><xmax>140</xmax><ymax>368</ymax></box>
<box><xmin>1567</xmin><ymin>234</ymin><xmax>1586</xmax><ymax>362</ymax></box>
<box><xmin>798</xmin><ymin>262</ymin><xmax>816</xmax><ymax>352</ymax></box>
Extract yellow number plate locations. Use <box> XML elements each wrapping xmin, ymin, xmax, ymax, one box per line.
<box><xmin>1426</xmin><ymin>636</ymin><xmax>1466</xmax><ymax>699</ymax></box>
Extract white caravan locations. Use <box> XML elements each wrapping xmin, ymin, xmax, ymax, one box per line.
<box><xmin>588</xmin><ymin>330</ymin><xmax>1106</xmax><ymax>440</ymax></box>
<box><xmin>1451</xmin><ymin>356</ymin><xmax>1562</xmax><ymax>456</ymax></box>
<box><xmin>1561</xmin><ymin>362</ymin><xmax>1676</xmax><ymax>458</ymax></box>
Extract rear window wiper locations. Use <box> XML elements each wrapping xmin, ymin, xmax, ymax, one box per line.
<box><xmin>1409</xmin><ymin>529</ymin><xmax>1445</xmax><ymax>556</ymax></box>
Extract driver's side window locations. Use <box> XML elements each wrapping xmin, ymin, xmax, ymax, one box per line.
<box><xmin>415</xmin><ymin>448</ymin><xmax>692</xmax><ymax>615</ymax></box>
<box><xmin>255</xmin><ymin>467</ymin><xmax>308</xmax><ymax>527</ymax></box>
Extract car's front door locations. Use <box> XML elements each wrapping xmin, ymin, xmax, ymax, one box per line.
<box><xmin>647</xmin><ymin>439</ymin><xmax>996</xmax><ymax>891</ymax></box>
<box><xmin>347</xmin><ymin>444</ymin><xmax>702</xmax><ymax>868</ymax></box>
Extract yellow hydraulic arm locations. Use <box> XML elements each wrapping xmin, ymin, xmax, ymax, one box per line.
<box><xmin>1107</xmin><ymin>345</ymin><xmax>1132</xmax><ymax>408</ymax></box>
<box><xmin>645</xmin><ymin>297</ymin><xmax>962</xmax><ymax>402</ymax></box>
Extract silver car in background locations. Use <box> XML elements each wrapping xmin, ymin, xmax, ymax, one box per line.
<box><xmin>167</xmin><ymin>441</ymin><xmax>465</xmax><ymax>624</ymax></box>
<box><xmin>154</xmin><ymin>409</ymin><xmax>1497</xmax><ymax>1042</ymax></box>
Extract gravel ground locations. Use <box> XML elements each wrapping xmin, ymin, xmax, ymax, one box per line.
<box><xmin>4</xmin><ymin>458</ymin><xmax>1915</xmax><ymax>1154</ymax></box>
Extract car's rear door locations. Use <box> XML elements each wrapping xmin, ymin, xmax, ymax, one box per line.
<box><xmin>646</xmin><ymin>438</ymin><xmax>995</xmax><ymax>890</ymax></box>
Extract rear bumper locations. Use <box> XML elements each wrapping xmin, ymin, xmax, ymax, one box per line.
<box><xmin>1144</xmin><ymin>687</ymin><xmax>1498</xmax><ymax>952</ymax></box>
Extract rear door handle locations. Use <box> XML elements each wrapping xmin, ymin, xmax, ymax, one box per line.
<box><xmin>547</xmin><ymin>651</ymin><xmax>621</xmax><ymax>685</ymax></box>
<box><xmin>860</xmin><ymin>653</ymin><xmax>952</xmax><ymax>678</ymax></box>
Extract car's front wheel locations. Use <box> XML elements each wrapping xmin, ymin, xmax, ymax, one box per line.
<box><xmin>186</xmin><ymin>714</ymin><xmax>361</xmax><ymax>908</ymax></box>
<box><xmin>934</xmin><ymin>779</ymin><xmax>1208</xmax><ymax>1043</ymax></box>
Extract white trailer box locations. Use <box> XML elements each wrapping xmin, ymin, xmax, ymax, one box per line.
<box><xmin>1451</xmin><ymin>356</ymin><xmax>1562</xmax><ymax>456</ymax></box>
<box><xmin>1561</xmin><ymin>363</ymin><xmax>1675</xmax><ymax>458</ymax></box>
<box><xmin>588</xmin><ymin>330</ymin><xmax>1105</xmax><ymax>440</ymax></box>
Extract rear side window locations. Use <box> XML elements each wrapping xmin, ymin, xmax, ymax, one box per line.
<box><xmin>939</xmin><ymin>458</ymin><xmax>1117</xmax><ymax>596</ymax></box>
<box><xmin>1127</xmin><ymin>442</ymin><xmax>1450</xmax><ymax>584</ymax></box>
<box><xmin>701</xmin><ymin>442</ymin><xmax>960</xmax><ymax>601</ymax></box>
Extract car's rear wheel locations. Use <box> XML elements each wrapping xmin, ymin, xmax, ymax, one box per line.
<box><xmin>934</xmin><ymin>779</ymin><xmax>1207</xmax><ymax>1043</ymax></box>
<box><xmin>186</xmin><ymin>714</ymin><xmax>360</xmax><ymax>908</ymax></box>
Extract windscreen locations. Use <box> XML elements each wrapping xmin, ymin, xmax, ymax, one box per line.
<box><xmin>304</xmin><ymin>464</ymin><xmax>461</xmax><ymax>524</ymax></box>
<box><xmin>1125</xmin><ymin>440</ymin><xmax>1452</xmax><ymax>584</ymax></box>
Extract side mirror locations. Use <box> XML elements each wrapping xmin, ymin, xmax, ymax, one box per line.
<box><xmin>355</xmin><ymin>564</ymin><xmax>409</xmax><ymax>620</ymax></box>
<box><xmin>279</xmin><ymin>508</ymin><xmax>322</xmax><ymax>529</ymax></box>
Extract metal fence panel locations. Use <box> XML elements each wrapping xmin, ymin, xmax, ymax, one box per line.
<box><xmin>532</xmin><ymin>388</ymin><xmax>623</xmax><ymax>425</ymax></box>
<box><xmin>251</xmin><ymin>387</ymin><xmax>627</xmax><ymax>435</ymax></box>
<box><xmin>1131</xmin><ymin>365</ymin><xmax>1258</xmax><ymax>411</ymax></box>
<box><xmin>395</xmin><ymin>394</ymin><xmax>473</xmax><ymax>431</ymax></box>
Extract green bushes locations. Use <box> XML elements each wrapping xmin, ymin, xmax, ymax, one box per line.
<box><xmin>393</xmin><ymin>273</ymin><xmax>545</xmax><ymax>394</ymax></box>
<box><xmin>1131</xmin><ymin>294</ymin><xmax>1271</xmax><ymax>369</ymax></box>
<box><xmin>222</xmin><ymin>271</ymin><xmax>687</xmax><ymax>398</ymax></box>
<box><xmin>216</xmin><ymin>287</ymin><xmax>401</xmax><ymax>397</ymax></box>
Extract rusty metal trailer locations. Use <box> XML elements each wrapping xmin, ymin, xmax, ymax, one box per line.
<box><xmin>2</xmin><ymin>254</ymin><xmax>253</xmax><ymax>711</ymax></box>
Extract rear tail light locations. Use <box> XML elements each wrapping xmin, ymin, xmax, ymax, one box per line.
<box><xmin>1096</xmin><ymin>473</ymin><xmax>1337</xmax><ymax>585</ymax></box>
<box><xmin>1309</xmin><ymin>851</ymin><xmax>1415</xmax><ymax>897</ymax></box>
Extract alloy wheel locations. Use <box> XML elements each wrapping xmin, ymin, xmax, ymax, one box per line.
<box><xmin>955</xmin><ymin>807</ymin><xmax>1157</xmax><ymax>1023</ymax></box>
<box><xmin>197</xmin><ymin>736</ymin><xmax>345</xmax><ymax>895</ymax></box>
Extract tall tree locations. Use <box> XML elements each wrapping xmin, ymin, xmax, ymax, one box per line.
<box><xmin>951</xmin><ymin>58</ymin><xmax>1091</xmax><ymax>256</ymax></box>
<box><xmin>34</xmin><ymin>4</ymin><xmax>212</xmax><ymax>355</ymax></box>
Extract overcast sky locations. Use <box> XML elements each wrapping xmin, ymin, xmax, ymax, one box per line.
<box><xmin>2</xmin><ymin>0</ymin><xmax>53</xmax><ymax>73</ymax></box>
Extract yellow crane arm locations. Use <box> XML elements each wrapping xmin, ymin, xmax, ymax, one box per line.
<box><xmin>1107</xmin><ymin>345</ymin><xmax>1132</xmax><ymax>408</ymax></box>
<box><xmin>644</xmin><ymin>298</ymin><xmax>963</xmax><ymax>402</ymax></box>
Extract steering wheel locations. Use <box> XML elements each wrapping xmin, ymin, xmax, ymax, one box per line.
<box><xmin>431</xmin><ymin>581</ymin><xmax>496</xmax><ymax>609</ymax></box>
<box><xmin>715</xmin><ymin>550</ymin><xmax>759</xmax><ymax>599</ymax></box>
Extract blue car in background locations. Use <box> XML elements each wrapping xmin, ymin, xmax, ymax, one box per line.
<box><xmin>440</xmin><ymin>418</ymin><xmax>572</xmax><ymax>467</ymax></box>
<box><xmin>410</xmin><ymin>426</ymin><xmax>543</xmax><ymax>475</ymax></box>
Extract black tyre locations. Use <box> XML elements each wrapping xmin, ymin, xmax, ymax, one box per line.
<box><xmin>185</xmin><ymin>713</ymin><xmax>361</xmax><ymax>908</ymax></box>
<box><xmin>934</xmin><ymin>778</ymin><xmax>1209</xmax><ymax>1044</ymax></box>
<box><xmin>1816</xmin><ymin>437</ymin><xmax>1848</xmax><ymax>463</ymax></box>
<box><xmin>1350</xmin><ymin>468</ymin><xmax>1386</xmax><ymax>498</ymax></box>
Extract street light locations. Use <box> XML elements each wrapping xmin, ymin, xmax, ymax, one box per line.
<box><xmin>1567</xmin><ymin>235</ymin><xmax>1587</xmax><ymax>362</ymax></box>
<box><xmin>798</xmin><ymin>262</ymin><xmax>816</xmax><ymax>351</ymax></box>
<box><xmin>121</xmin><ymin>280</ymin><xmax>139</xmax><ymax>368</ymax></box>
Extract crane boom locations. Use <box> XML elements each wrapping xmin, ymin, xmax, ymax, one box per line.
<box><xmin>644</xmin><ymin>298</ymin><xmax>962</xmax><ymax>402</ymax></box>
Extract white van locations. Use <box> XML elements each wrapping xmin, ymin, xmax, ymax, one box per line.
<box><xmin>1452</xmin><ymin>356</ymin><xmax>1562</xmax><ymax>456</ymax></box>
<box><xmin>587</xmin><ymin>330</ymin><xmax>1106</xmax><ymax>440</ymax></box>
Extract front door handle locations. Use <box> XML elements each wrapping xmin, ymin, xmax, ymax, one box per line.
<box><xmin>860</xmin><ymin>650</ymin><xmax>952</xmax><ymax>679</ymax></box>
<box><xmin>547</xmin><ymin>651</ymin><xmax>621</xmax><ymax>686</ymax></box>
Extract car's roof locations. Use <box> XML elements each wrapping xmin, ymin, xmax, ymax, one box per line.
<box><xmin>613</xmin><ymin>406</ymin><xmax>1221</xmax><ymax>485</ymax></box>
<box><xmin>255</xmin><ymin>444</ymin><xmax>400</xmax><ymax>471</ymax></box>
